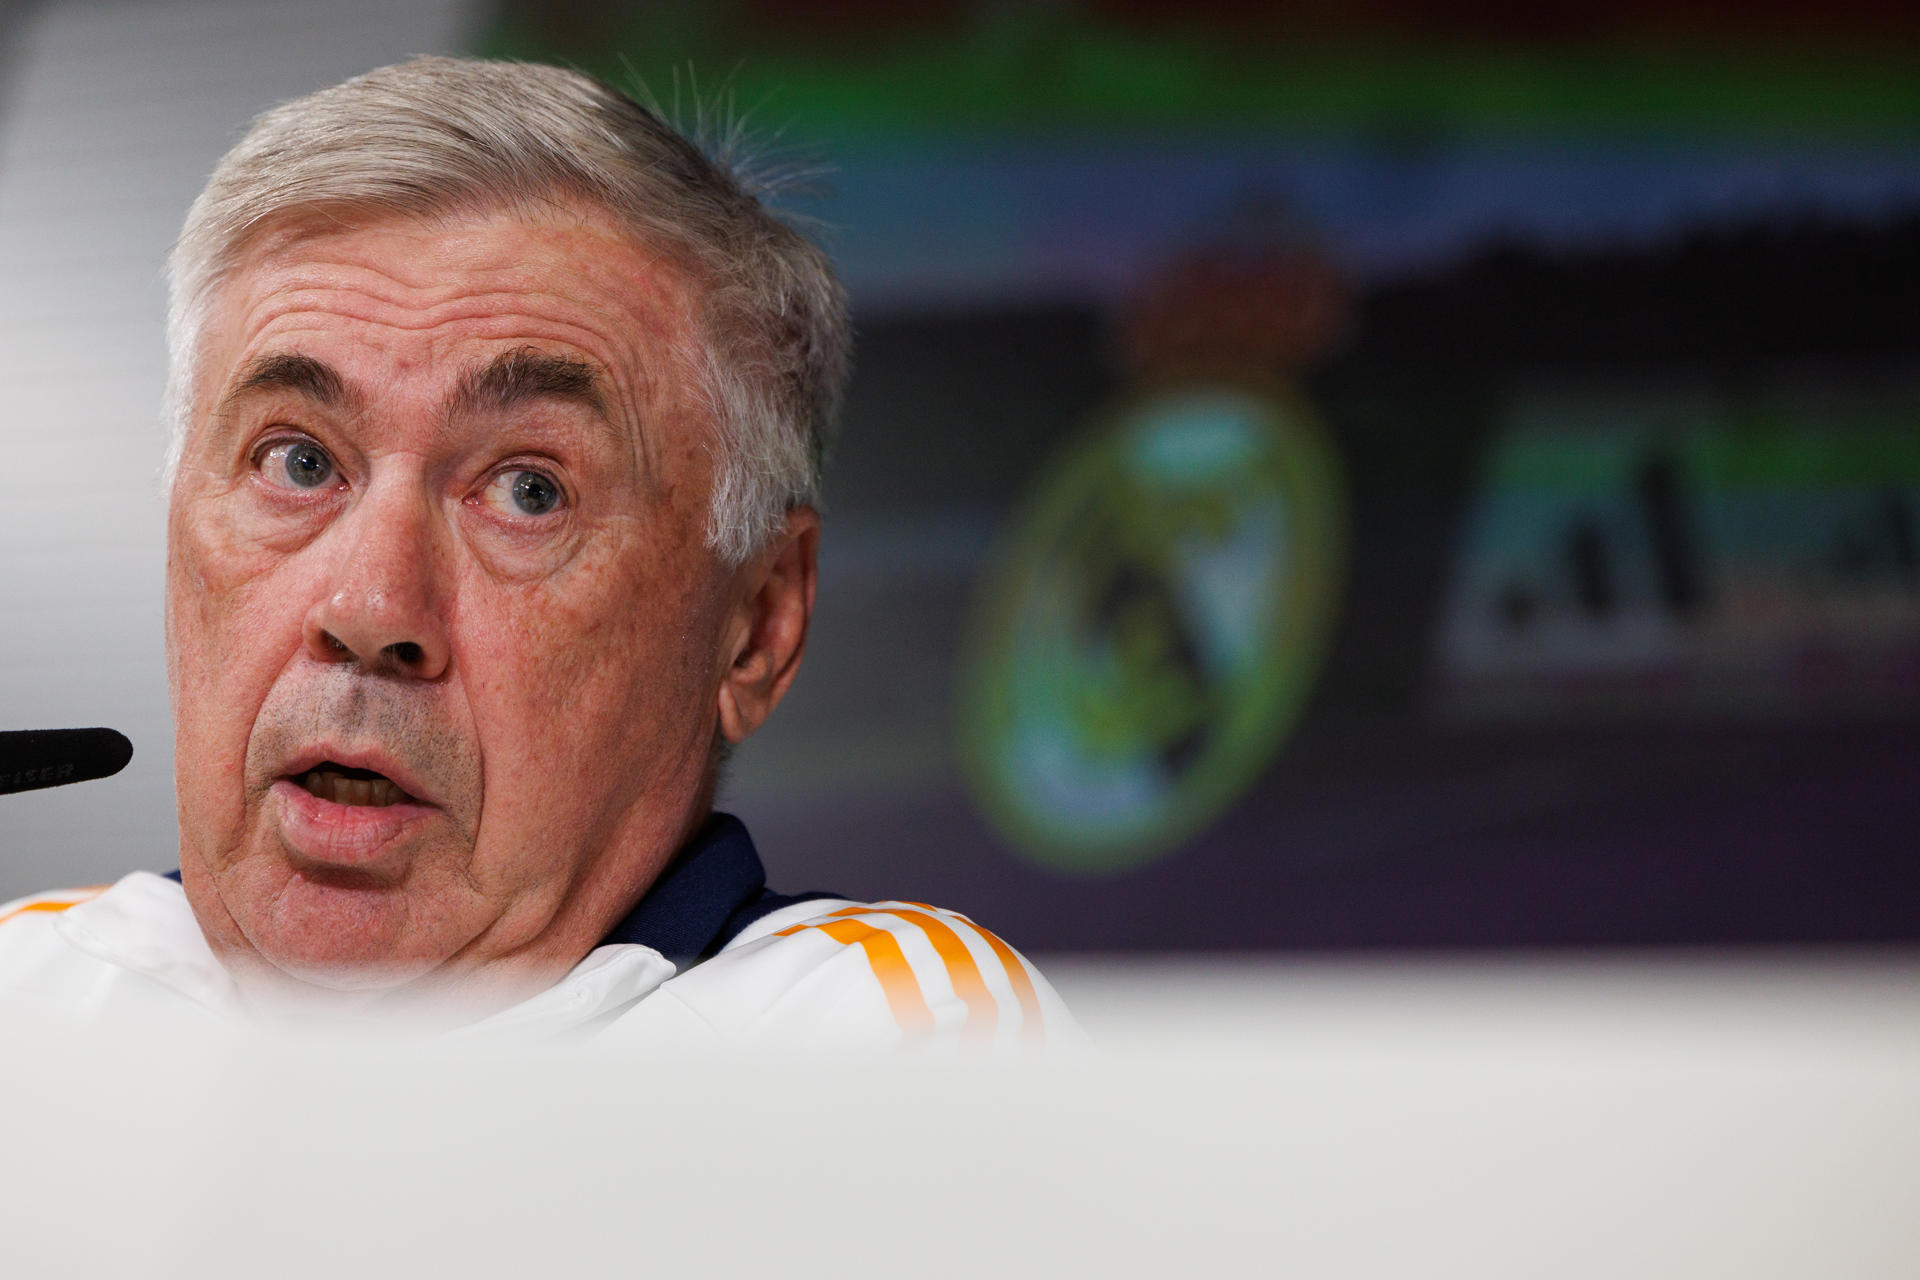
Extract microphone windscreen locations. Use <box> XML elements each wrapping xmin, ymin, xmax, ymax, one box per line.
<box><xmin>0</xmin><ymin>728</ymin><xmax>134</xmax><ymax>796</ymax></box>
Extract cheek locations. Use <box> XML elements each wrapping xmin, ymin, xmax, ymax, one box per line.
<box><xmin>166</xmin><ymin>525</ymin><xmax>254</xmax><ymax>856</ymax></box>
<box><xmin>167</xmin><ymin>498</ymin><xmax>312</xmax><ymax>739</ymax></box>
<box><xmin>463</xmin><ymin>550</ymin><xmax>720</xmax><ymax>774</ymax></box>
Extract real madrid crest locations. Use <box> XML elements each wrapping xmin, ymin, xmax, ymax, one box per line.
<box><xmin>957</xmin><ymin>201</ymin><xmax>1352</xmax><ymax>874</ymax></box>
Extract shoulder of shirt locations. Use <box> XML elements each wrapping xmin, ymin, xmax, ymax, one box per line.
<box><xmin>626</xmin><ymin>897</ymin><xmax>1078</xmax><ymax>1053</ymax></box>
<box><xmin>0</xmin><ymin>874</ymin><xmax>187</xmax><ymax>960</ymax></box>
<box><xmin>0</xmin><ymin>885</ymin><xmax>113</xmax><ymax>931</ymax></box>
<box><xmin>0</xmin><ymin>878</ymin><xmax>149</xmax><ymax>997</ymax></box>
<box><xmin>0</xmin><ymin>873</ymin><xmax>225</xmax><ymax>1018</ymax></box>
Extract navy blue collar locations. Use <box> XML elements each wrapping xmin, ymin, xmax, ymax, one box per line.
<box><xmin>596</xmin><ymin>811</ymin><xmax>834</xmax><ymax>966</ymax></box>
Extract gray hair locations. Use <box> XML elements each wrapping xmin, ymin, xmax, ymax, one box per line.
<box><xmin>164</xmin><ymin>55</ymin><xmax>850</xmax><ymax>564</ymax></box>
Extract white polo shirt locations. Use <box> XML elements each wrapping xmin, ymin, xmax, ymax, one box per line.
<box><xmin>0</xmin><ymin>814</ymin><xmax>1073</xmax><ymax>1051</ymax></box>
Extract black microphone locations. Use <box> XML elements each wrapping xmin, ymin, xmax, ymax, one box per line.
<box><xmin>0</xmin><ymin>728</ymin><xmax>133</xmax><ymax>796</ymax></box>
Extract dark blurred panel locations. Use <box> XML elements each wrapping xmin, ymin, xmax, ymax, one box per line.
<box><xmin>738</xmin><ymin>212</ymin><xmax>1920</xmax><ymax>950</ymax></box>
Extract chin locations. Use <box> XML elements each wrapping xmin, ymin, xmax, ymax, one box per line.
<box><xmin>244</xmin><ymin>869</ymin><xmax>449</xmax><ymax>994</ymax></box>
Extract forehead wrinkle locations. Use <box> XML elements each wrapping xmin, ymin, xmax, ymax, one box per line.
<box><xmin>222</xmin><ymin>216</ymin><xmax>685</xmax><ymax>487</ymax></box>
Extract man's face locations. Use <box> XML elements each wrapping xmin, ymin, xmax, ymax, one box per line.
<box><xmin>167</xmin><ymin>203</ymin><xmax>768</xmax><ymax>1007</ymax></box>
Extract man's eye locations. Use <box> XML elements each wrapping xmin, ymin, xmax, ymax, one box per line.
<box><xmin>258</xmin><ymin>440</ymin><xmax>337</xmax><ymax>490</ymax></box>
<box><xmin>482</xmin><ymin>468</ymin><xmax>564</xmax><ymax>518</ymax></box>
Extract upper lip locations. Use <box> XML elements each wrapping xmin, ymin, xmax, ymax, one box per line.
<box><xmin>277</xmin><ymin>744</ymin><xmax>439</xmax><ymax>809</ymax></box>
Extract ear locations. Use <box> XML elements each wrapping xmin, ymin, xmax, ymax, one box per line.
<box><xmin>716</xmin><ymin>507</ymin><xmax>820</xmax><ymax>746</ymax></box>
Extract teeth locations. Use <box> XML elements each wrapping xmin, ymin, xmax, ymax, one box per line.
<box><xmin>299</xmin><ymin>769</ymin><xmax>407</xmax><ymax>807</ymax></box>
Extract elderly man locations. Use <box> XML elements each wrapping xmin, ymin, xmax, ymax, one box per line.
<box><xmin>0</xmin><ymin>56</ymin><xmax>1066</xmax><ymax>1048</ymax></box>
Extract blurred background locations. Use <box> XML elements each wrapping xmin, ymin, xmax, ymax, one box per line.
<box><xmin>2</xmin><ymin>0</ymin><xmax>1918</xmax><ymax>956</ymax></box>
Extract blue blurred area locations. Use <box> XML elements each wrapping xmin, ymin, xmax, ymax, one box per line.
<box><xmin>819</xmin><ymin>140</ymin><xmax>1920</xmax><ymax>312</ymax></box>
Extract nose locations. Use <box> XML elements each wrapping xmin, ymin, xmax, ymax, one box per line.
<box><xmin>303</xmin><ymin>475</ymin><xmax>452</xmax><ymax>680</ymax></box>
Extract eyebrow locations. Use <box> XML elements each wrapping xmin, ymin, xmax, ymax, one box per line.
<box><xmin>224</xmin><ymin>352</ymin><xmax>359</xmax><ymax>413</ymax></box>
<box><xmin>210</xmin><ymin>346</ymin><xmax>623</xmax><ymax>450</ymax></box>
<box><xmin>450</xmin><ymin>347</ymin><xmax>611</xmax><ymax>421</ymax></box>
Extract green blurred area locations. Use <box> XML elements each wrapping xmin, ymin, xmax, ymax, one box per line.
<box><xmin>481</xmin><ymin>2</ymin><xmax>1920</xmax><ymax>141</ymax></box>
<box><xmin>1488</xmin><ymin>408</ymin><xmax>1920</xmax><ymax>492</ymax></box>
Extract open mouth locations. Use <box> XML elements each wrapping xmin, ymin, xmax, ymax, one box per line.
<box><xmin>294</xmin><ymin>763</ymin><xmax>416</xmax><ymax>808</ymax></box>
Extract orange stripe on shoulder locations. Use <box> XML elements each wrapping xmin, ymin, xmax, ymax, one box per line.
<box><xmin>775</xmin><ymin>916</ymin><xmax>935</xmax><ymax>1038</ymax></box>
<box><xmin>973</xmin><ymin>928</ymin><xmax>1046</xmax><ymax>1045</ymax></box>
<box><xmin>0</xmin><ymin>886</ymin><xmax>107</xmax><ymax>928</ymax></box>
<box><xmin>866</xmin><ymin>904</ymin><xmax>1045</xmax><ymax>1046</ymax></box>
<box><xmin>826</xmin><ymin>907</ymin><xmax>998</xmax><ymax>1046</ymax></box>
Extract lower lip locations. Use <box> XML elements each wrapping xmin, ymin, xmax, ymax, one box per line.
<box><xmin>270</xmin><ymin>778</ymin><xmax>438</xmax><ymax>865</ymax></box>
